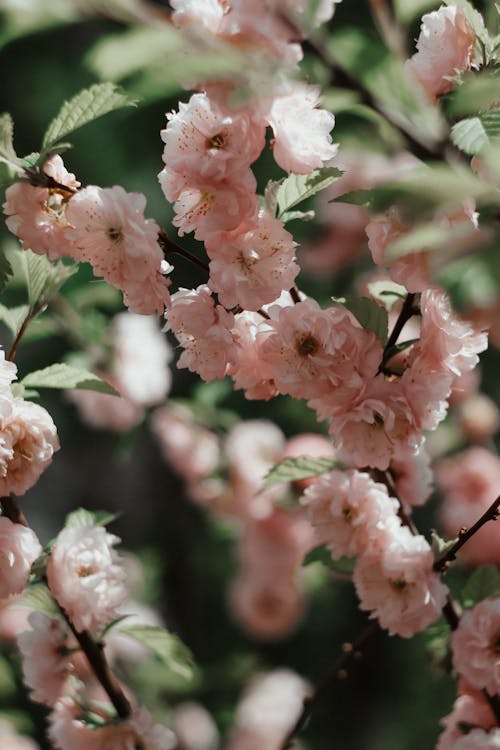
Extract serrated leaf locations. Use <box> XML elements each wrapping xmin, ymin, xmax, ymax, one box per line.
<box><xmin>277</xmin><ymin>168</ymin><xmax>342</xmax><ymax>218</ymax></box>
<box><xmin>263</xmin><ymin>455</ymin><xmax>339</xmax><ymax>489</ymax></box>
<box><xmin>451</xmin><ymin>110</ymin><xmax>500</xmax><ymax>155</ymax></box>
<box><xmin>0</xmin><ymin>303</ymin><xmax>29</xmax><ymax>338</ymax></box>
<box><xmin>42</xmin><ymin>83</ymin><xmax>137</xmax><ymax>150</ymax></box>
<box><xmin>21</xmin><ymin>363</ymin><xmax>118</xmax><ymax>395</ymax></box>
<box><xmin>17</xmin><ymin>584</ymin><xmax>58</xmax><ymax>615</ymax></box>
<box><xmin>65</xmin><ymin>507</ymin><xmax>119</xmax><ymax>529</ymax></box>
<box><xmin>335</xmin><ymin>296</ymin><xmax>388</xmax><ymax>344</ymax></box>
<box><xmin>462</xmin><ymin>565</ymin><xmax>500</xmax><ymax>607</ymax></box>
<box><xmin>0</xmin><ymin>112</ymin><xmax>17</xmax><ymax>165</ymax></box>
<box><xmin>18</xmin><ymin>250</ymin><xmax>76</xmax><ymax>309</ymax></box>
<box><xmin>117</xmin><ymin>625</ymin><xmax>195</xmax><ymax>681</ymax></box>
<box><xmin>281</xmin><ymin>209</ymin><xmax>315</xmax><ymax>223</ymax></box>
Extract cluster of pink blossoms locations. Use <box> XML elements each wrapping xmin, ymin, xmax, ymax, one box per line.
<box><xmin>302</xmin><ymin>469</ymin><xmax>448</xmax><ymax>637</ymax></box>
<box><xmin>3</xmin><ymin>156</ymin><xmax>172</xmax><ymax>315</ymax></box>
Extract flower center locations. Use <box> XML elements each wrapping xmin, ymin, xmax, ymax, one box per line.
<box><xmin>297</xmin><ymin>335</ymin><xmax>319</xmax><ymax>357</ymax></box>
<box><xmin>107</xmin><ymin>226</ymin><xmax>123</xmax><ymax>243</ymax></box>
<box><xmin>207</xmin><ymin>133</ymin><xmax>225</xmax><ymax>149</ymax></box>
<box><xmin>390</xmin><ymin>576</ymin><xmax>407</xmax><ymax>592</ymax></box>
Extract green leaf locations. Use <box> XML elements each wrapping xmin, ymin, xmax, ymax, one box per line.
<box><xmin>65</xmin><ymin>508</ymin><xmax>119</xmax><ymax>528</ymax></box>
<box><xmin>444</xmin><ymin>0</ymin><xmax>488</xmax><ymax>42</ymax></box>
<box><xmin>334</xmin><ymin>296</ymin><xmax>388</xmax><ymax>344</ymax></box>
<box><xmin>42</xmin><ymin>83</ymin><xmax>137</xmax><ymax>150</ymax></box>
<box><xmin>431</xmin><ymin>529</ymin><xmax>459</xmax><ymax>558</ymax></box>
<box><xmin>0</xmin><ymin>303</ymin><xmax>29</xmax><ymax>338</ymax></box>
<box><xmin>303</xmin><ymin>547</ymin><xmax>355</xmax><ymax>575</ymax></box>
<box><xmin>447</xmin><ymin>70</ymin><xmax>500</xmax><ymax>116</ymax></box>
<box><xmin>0</xmin><ymin>112</ymin><xmax>18</xmax><ymax>165</ymax></box>
<box><xmin>367</xmin><ymin>280</ymin><xmax>407</xmax><ymax>311</ymax></box>
<box><xmin>263</xmin><ymin>455</ymin><xmax>340</xmax><ymax>489</ymax></box>
<box><xmin>276</xmin><ymin>168</ymin><xmax>342</xmax><ymax>218</ymax></box>
<box><xmin>462</xmin><ymin>565</ymin><xmax>500</xmax><ymax>608</ymax></box>
<box><xmin>451</xmin><ymin>110</ymin><xmax>500</xmax><ymax>155</ymax></box>
<box><xmin>21</xmin><ymin>363</ymin><xmax>118</xmax><ymax>395</ymax></box>
<box><xmin>393</xmin><ymin>0</ymin><xmax>436</xmax><ymax>23</ymax></box>
<box><xmin>280</xmin><ymin>209</ymin><xmax>315</xmax><ymax>223</ymax></box>
<box><xmin>100</xmin><ymin>615</ymin><xmax>132</xmax><ymax>639</ymax></box>
<box><xmin>17</xmin><ymin>584</ymin><xmax>58</xmax><ymax>615</ymax></box>
<box><xmin>17</xmin><ymin>250</ymin><xmax>76</xmax><ymax>309</ymax></box>
<box><xmin>117</xmin><ymin>625</ymin><xmax>195</xmax><ymax>682</ymax></box>
<box><xmin>10</xmin><ymin>383</ymin><xmax>39</xmax><ymax>399</ymax></box>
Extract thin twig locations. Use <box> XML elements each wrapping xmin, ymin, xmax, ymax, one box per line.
<box><xmin>158</xmin><ymin>229</ymin><xmax>209</xmax><ymax>273</ymax></box>
<box><xmin>434</xmin><ymin>495</ymin><xmax>500</xmax><ymax>573</ymax></box>
<box><xmin>280</xmin><ymin>621</ymin><xmax>380</xmax><ymax>750</ymax></box>
<box><xmin>289</xmin><ymin>287</ymin><xmax>301</xmax><ymax>304</ymax></box>
<box><xmin>379</xmin><ymin>292</ymin><xmax>417</xmax><ymax>372</ymax></box>
<box><xmin>7</xmin><ymin>311</ymin><xmax>34</xmax><ymax>362</ymax></box>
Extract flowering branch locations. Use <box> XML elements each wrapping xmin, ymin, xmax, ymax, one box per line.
<box><xmin>433</xmin><ymin>495</ymin><xmax>500</xmax><ymax>573</ymax></box>
<box><xmin>280</xmin><ymin>621</ymin><xmax>380</xmax><ymax>750</ymax></box>
<box><xmin>379</xmin><ymin>292</ymin><xmax>417</xmax><ymax>372</ymax></box>
<box><xmin>158</xmin><ymin>228</ymin><xmax>209</xmax><ymax>273</ymax></box>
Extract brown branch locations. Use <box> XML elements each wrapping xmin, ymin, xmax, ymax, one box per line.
<box><xmin>7</xmin><ymin>311</ymin><xmax>35</xmax><ymax>362</ymax></box>
<box><xmin>379</xmin><ymin>292</ymin><xmax>417</xmax><ymax>373</ymax></box>
<box><xmin>280</xmin><ymin>621</ymin><xmax>380</xmax><ymax>750</ymax></box>
<box><xmin>158</xmin><ymin>229</ymin><xmax>209</xmax><ymax>273</ymax></box>
<box><xmin>1</xmin><ymin>496</ymin><xmax>28</xmax><ymax>526</ymax></box>
<box><xmin>289</xmin><ymin>287</ymin><xmax>301</xmax><ymax>304</ymax></box>
<box><xmin>434</xmin><ymin>495</ymin><xmax>500</xmax><ymax>573</ymax></box>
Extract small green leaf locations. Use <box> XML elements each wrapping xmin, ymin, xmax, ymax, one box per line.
<box><xmin>263</xmin><ymin>455</ymin><xmax>340</xmax><ymax>489</ymax></box>
<box><xmin>18</xmin><ymin>250</ymin><xmax>76</xmax><ymax>309</ymax></box>
<box><xmin>0</xmin><ymin>112</ymin><xmax>18</xmax><ymax>166</ymax></box>
<box><xmin>280</xmin><ymin>209</ymin><xmax>315</xmax><ymax>223</ymax></box>
<box><xmin>65</xmin><ymin>508</ymin><xmax>119</xmax><ymax>528</ymax></box>
<box><xmin>42</xmin><ymin>83</ymin><xmax>137</xmax><ymax>150</ymax></box>
<box><xmin>17</xmin><ymin>584</ymin><xmax>58</xmax><ymax>615</ymax></box>
<box><xmin>10</xmin><ymin>383</ymin><xmax>39</xmax><ymax>399</ymax></box>
<box><xmin>367</xmin><ymin>280</ymin><xmax>407</xmax><ymax>311</ymax></box>
<box><xmin>277</xmin><ymin>168</ymin><xmax>342</xmax><ymax>218</ymax></box>
<box><xmin>0</xmin><ymin>303</ymin><xmax>29</xmax><ymax>338</ymax></box>
<box><xmin>303</xmin><ymin>547</ymin><xmax>355</xmax><ymax>575</ymax></box>
<box><xmin>431</xmin><ymin>529</ymin><xmax>459</xmax><ymax>558</ymax></box>
<box><xmin>117</xmin><ymin>625</ymin><xmax>195</xmax><ymax>682</ymax></box>
<box><xmin>21</xmin><ymin>363</ymin><xmax>118</xmax><ymax>395</ymax></box>
<box><xmin>100</xmin><ymin>615</ymin><xmax>132</xmax><ymax>639</ymax></box>
<box><xmin>335</xmin><ymin>296</ymin><xmax>388</xmax><ymax>344</ymax></box>
<box><xmin>462</xmin><ymin>565</ymin><xmax>500</xmax><ymax>608</ymax></box>
<box><xmin>451</xmin><ymin>116</ymin><xmax>489</xmax><ymax>155</ymax></box>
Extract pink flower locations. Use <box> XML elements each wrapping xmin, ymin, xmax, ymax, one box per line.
<box><xmin>46</xmin><ymin>524</ymin><xmax>127</xmax><ymax>633</ymax></box>
<box><xmin>111</xmin><ymin>313</ymin><xmax>173</xmax><ymax>407</ymax></box>
<box><xmin>418</xmin><ymin>288</ymin><xmax>488</xmax><ymax>377</ymax></box>
<box><xmin>0</xmin><ymin>397</ymin><xmax>59</xmax><ymax>496</ymax></box>
<box><xmin>437</xmin><ymin>447</ymin><xmax>500</xmax><ymax>566</ymax></box>
<box><xmin>3</xmin><ymin>156</ymin><xmax>79</xmax><ymax>261</ymax></box>
<box><xmin>228</xmin><ymin>311</ymin><xmax>278</xmax><ymax>400</ymax></box>
<box><xmin>390</xmin><ymin>446</ymin><xmax>433</xmax><ymax>509</ymax></box>
<box><xmin>67</xmin><ymin>388</ymin><xmax>143</xmax><ymax>433</ymax></box>
<box><xmin>0</xmin><ymin>720</ymin><xmax>40</xmax><ymax>750</ymax></box>
<box><xmin>454</xmin><ymin>728</ymin><xmax>500</xmax><ymax>749</ymax></box>
<box><xmin>172</xmin><ymin>703</ymin><xmax>219</xmax><ymax>750</ymax></box>
<box><xmin>436</xmin><ymin>689</ymin><xmax>495</xmax><ymax>750</ymax></box>
<box><xmin>18</xmin><ymin>611</ymin><xmax>70</xmax><ymax>706</ymax></box>
<box><xmin>0</xmin><ymin>348</ymin><xmax>17</xmax><ymax>392</ymax></box>
<box><xmin>227</xmin><ymin>669</ymin><xmax>309</xmax><ymax>750</ymax></box>
<box><xmin>353</xmin><ymin>526</ymin><xmax>448</xmax><ymax>637</ymax></box>
<box><xmin>451</xmin><ymin>598</ymin><xmax>500</xmax><ymax>695</ymax></box>
<box><xmin>301</xmin><ymin>470</ymin><xmax>400</xmax><ymax>559</ymax></box>
<box><xmin>48</xmin><ymin>699</ymin><xmax>176</xmax><ymax>750</ymax></box>
<box><xmin>260</xmin><ymin>82</ymin><xmax>338</xmax><ymax>173</ymax></box>
<box><xmin>206</xmin><ymin>209</ymin><xmax>299</xmax><ymax>311</ymax></box>
<box><xmin>161</xmin><ymin>92</ymin><xmax>265</xmax><ymax>181</ymax></box>
<box><xmin>0</xmin><ymin>517</ymin><xmax>41</xmax><ymax>599</ymax></box>
<box><xmin>166</xmin><ymin>285</ymin><xmax>236</xmax><ymax>381</ymax></box>
<box><xmin>159</xmin><ymin>167</ymin><xmax>258</xmax><ymax>240</ymax></box>
<box><xmin>151</xmin><ymin>405</ymin><xmax>220</xmax><ymax>482</ymax></box>
<box><xmin>278</xmin><ymin>432</ymin><xmax>337</xmax><ymax>490</ymax></box>
<box><xmin>260</xmin><ymin>298</ymin><xmax>381</xmax><ymax>401</ymax></box>
<box><xmin>66</xmin><ymin>186</ymin><xmax>170</xmax><ymax>314</ymax></box>
<box><xmin>406</xmin><ymin>5</ymin><xmax>477</xmax><ymax>102</ymax></box>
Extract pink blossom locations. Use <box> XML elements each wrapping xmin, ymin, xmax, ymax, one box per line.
<box><xmin>18</xmin><ymin>611</ymin><xmax>70</xmax><ymax>706</ymax></box>
<box><xmin>406</xmin><ymin>6</ymin><xmax>477</xmax><ymax>102</ymax></box>
<box><xmin>0</xmin><ymin>348</ymin><xmax>17</xmax><ymax>392</ymax></box>
<box><xmin>437</xmin><ymin>447</ymin><xmax>500</xmax><ymax>566</ymax></box>
<box><xmin>418</xmin><ymin>288</ymin><xmax>487</xmax><ymax>377</ymax></box>
<box><xmin>159</xmin><ymin>167</ymin><xmax>258</xmax><ymax>240</ymax></box>
<box><xmin>67</xmin><ymin>388</ymin><xmax>143</xmax><ymax>433</ymax></box>
<box><xmin>43</xmin><ymin>155</ymin><xmax>80</xmax><ymax>190</ymax></box>
<box><xmin>0</xmin><ymin>397</ymin><xmax>59</xmax><ymax>496</ymax></box>
<box><xmin>437</xmin><ymin>689</ymin><xmax>495</xmax><ymax>750</ymax></box>
<box><xmin>206</xmin><ymin>209</ymin><xmax>299</xmax><ymax>310</ymax></box>
<box><xmin>151</xmin><ymin>405</ymin><xmax>220</xmax><ymax>482</ymax></box>
<box><xmin>111</xmin><ymin>313</ymin><xmax>173</xmax><ymax>407</ymax></box>
<box><xmin>458</xmin><ymin>393</ymin><xmax>499</xmax><ymax>443</ymax></box>
<box><xmin>0</xmin><ymin>720</ymin><xmax>40</xmax><ymax>750</ymax></box>
<box><xmin>49</xmin><ymin>699</ymin><xmax>176</xmax><ymax>750</ymax></box>
<box><xmin>172</xmin><ymin>702</ymin><xmax>219</xmax><ymax>750</ymax></box>
<box><xmin>161</xmin><ymin>92</ymin><xmax>265</xmax><ymax>181</ymax></box>
<box><xmin>390</xmin><ymin>446</ymin><xmax>433</xmax><ymax>509</ymax></box>
<box><xmin>0</xmin><ymin>596</ymin><xmax>32</xmax><ymax>642</ymax></box>
<box><xmin>166</xmin><ymin>285</ymin><xmax>236</xmax><ymax>381</ymax></box>
<box><xmin>238</xmin><ymin>512</ymin><xmax>314</xmax><ymax>578</ymax></box>
<box><xmin>278</xmin><ymin>432</ymin><xmax>337</xmax><ymax>490</ymax></box>
<box><xmin>301</xmin><ymin>469</ymin><xmax>400</xmax><ymax>559</ymax></box>
<box><xmin>228</xmin><ymin>310</ymin><xmax>278</xmax><ymax>400</ymax></box>
<box><xmin>280</xmin><ymin>0</ymin><xmax>341</xmax><ymax>28</ymax></box>
<box><xmin>353</xmin><ymin>526</ymin><xmax>448</xmax><ymax>637</ymax></box>
<box><xmin>66</xmin><ymin>185</ymin><xmax>170</xmax><ymax>314</ymax></box>
<box><xmin>300</xmin><ymin>202</ymin><xmax>367</xmax><ymax>276</ymax></box>
<box><xmin>227</xmin><ymin>669</ymin><xmax>309</xmax><ymax>750</ymax></box>
<box><xmin>230</xmin><ymin>571</ymin><xmax>305</xmax><ymax>640</ymax></box>
<box><xmin>46</xmin><ymin>524</ymin><xmax>127</xmax><ymax>633</ymax></box>
<box><xmin>0</xmin><ymin>517</ymin><xmax>41</xmax><ymax>599</ymax></box>
<box><xmin>260</xmin><ymin>298</ymin><xmax>382</xmax><ymax>401</ymax></box>
<box><xmin>400</xmin><ymin>356</ymin><xmax>452</xmax><ymax>431</ymax></box>
<box><xmin>260</xmin><ymin>82</ymin><xmax>338</xmax><ymax>173</ymax></box>
<box><xmin>451</xmin><ymin>598</ymin><xmax>500</xmax><ymax>695</ymax></box>
<box><xmin>454</xmin><ymin>729</ymin><xmax>500</xmax><ymax>750</ymax></box>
